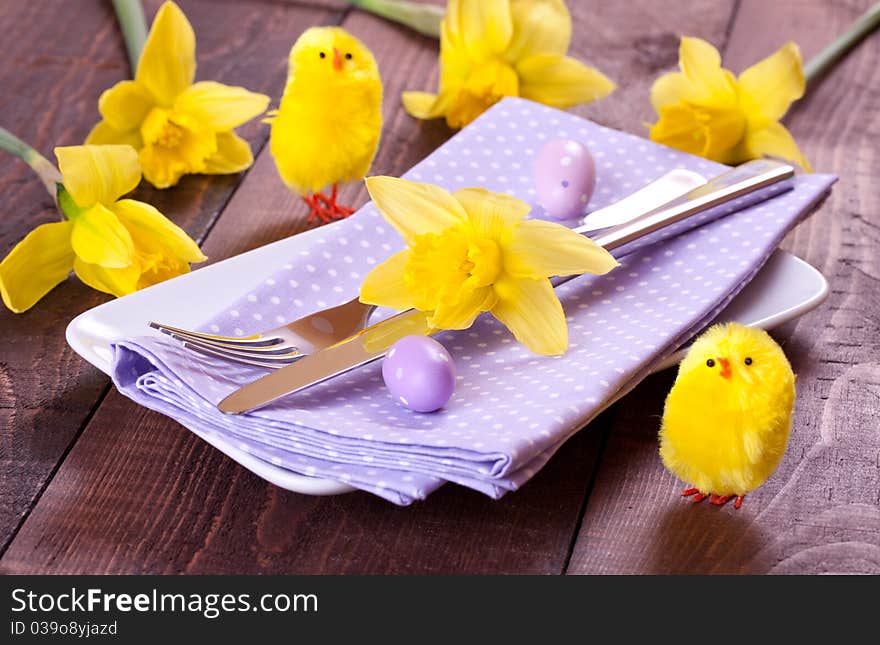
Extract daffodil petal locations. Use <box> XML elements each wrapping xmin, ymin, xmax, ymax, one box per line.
<box><xmin>136</xmin><ymin>1</ymin><xmax>196</xmax><ymax>105</ymax></box>
<box><xmin>70</xmin><ymin>203</ymin><xmax>135</xmax><ymax>268</ymax></box>
<box><xmin>518</xmin><ymin>54</ymin><xmax>615</xmax><ymax>108</ymax></box>
<box><xmin>678</xmin><ymin>36</ymin><xmax>736</xmax><ymax>102</ymax></box>
<box><xmin>175</xmin><ymin>81</ymin><xmax>270</xmax><ymax>131</ymax></box>
<box><xmin>359</xmin><ymin>250</ymin><xmax>414</xmax><ymax>310</ymax></box>
<box><xmin>0</xmin><ymin>221</ymin><xmax>74</xmax><ymax>313</ymax></box>
<box><xmin>453</xmin><ymin>187</ymin><xmax>530</xmax><ymax>240</ymax></box>
<box><xmin>85</xmin><ymin>120</ymin><xmax>143</xmax><ymax>149</ymax></box>
<box><xmin>429</xmin><ymin>285</ymin><xmax>496</xmax><ymax>329</ymax></box>
<box><xmin>438</xmin><ymin>19</ymin><xmax>471</xmax><ymax>88</ymax></box>
<box><xmin>98</xmin><ymin>80</ymin><xmax>156</xmax><ymax>132</ymax></box>
<box><xmin>650</xmin><ymin>72</ymin><xmax>694</xmax><ymax>113</ymax></box>
<box><xmin>73</xmin><ymin>257</ymin><xmax>141</xmax><ymax>298</ymax></box>
<box><xmin>505</xmin><ymin>0</ymin><xmax>571</xmax><ymax>61</ymax></box>
<box><xmin>401</xmin><ymin>91</ymin><xmax>446</xmax><ymax>119</ymax></box>
<box><xmin>743</xmin><ymin>121</ymin><xmax>811</xmax><ymax>171</ymax></box>
<box><xmin>55</xmin><ymin>144</ymin><xmax>141</xmax><ymax>207</ymax></box>
<box><xmin>738</xmin><ymin>42</ymin><xmax>804</xmax><ymax>126</ymax></box>
<box><xmin>112</xmin><ymin>198</ymin><xmax>206</xmax><ymax>263</ymax></box>
<box><xmin>365</xmin><ymin>176</ymin><xmax>468</xmax><ymax>244</ymax></box>
<box><xmin>491</xmin><ymin>276</ymin><xmax>567</xmax><ymax>355</ymax></box>
<box><xmin>503</xmin><ymin>219</ymin><xmax>618</xmax><ymax>279</ymax></box>
<box><xmin>446</xmin><ymin>0</ymin><xmax>513</xmax><ymax>60</ymax></box>
<box><xmin>203</xmin><ymin>132</ymin><xmax>254</xmax><ymax>174</ymax></box>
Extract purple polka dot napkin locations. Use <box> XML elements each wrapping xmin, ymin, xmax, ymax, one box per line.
<box><xmin>111</xmin><ymin>98</ymin><xmax>835</xmax><ymax>505</ymax></box>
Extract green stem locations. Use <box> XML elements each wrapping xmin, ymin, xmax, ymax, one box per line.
<box><xmin>112</xmin><ymin>0</ymin><xmax>148</xmax><ymax>75</ymax></box>
<box><xmin>804</xmin><ymin>2</ymin><xmax>880</xmax><ymax>87</ymax></box>
<box><xmin>347</xmin><ymin>0</ymin><xmax>443</xmax><ymax>38</ymax></box>
<box><xmin>0</xmin><ymin>127</ymin><xmax>62</xmax><ymax>199</ymax></box>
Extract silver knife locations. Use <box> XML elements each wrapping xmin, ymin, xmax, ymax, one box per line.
<box><xmin>219</xmin><ymin>159</ymin><xmax>795</xmax><ymax>414</ymax></box>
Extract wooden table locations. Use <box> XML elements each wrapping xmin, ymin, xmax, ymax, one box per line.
<box><xmin>1</xmin><ymin>0</ymin><xmax>878</xmax><ymax>575</ymax></box>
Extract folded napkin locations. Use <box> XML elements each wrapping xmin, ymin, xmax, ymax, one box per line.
<box><xmin>112</xmin><ymin>97</ymin><xmax>835</xmax><ymax>505</ymax></box>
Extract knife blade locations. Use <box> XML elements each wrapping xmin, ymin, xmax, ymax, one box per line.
<box><xmin>219</xmin><ymin>309</ymin><xmax>432</xmax><ymax>414</ymax></box>
<box><xmin>219</xmin><ymin>159</ymin><xmax>794</xmax><ymax>414</ymax></box>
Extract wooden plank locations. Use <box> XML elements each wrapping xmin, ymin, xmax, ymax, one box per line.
<box><xmin>567</xmin><ymin>0</ymin><xmax>880</xmax><ymax>574</ymax></box>
<box><xmin>0</xmin><ymin>0</ymin><xmax>344</xmax><ymax>552</ymax></box>
<box><xmin>2</xmin><ymin>1</ymin><xmax>738</xmax><ymax>573</ymax></box>
<box><xmin>0</xmin><ymin>0</ymin><xmax>121</xmax><ymax>554</ymax></box>
<box><xmin>0</xmin><ymin>389</ymin><xmax>608</xmax><ymax>574</ymax></box>
<box><xmin>568</xmin><ymin>0</ymin><xmax>737</xmax><ymax>133</ymax></box>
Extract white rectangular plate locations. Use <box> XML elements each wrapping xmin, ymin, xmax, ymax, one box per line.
<box><xmin>67</xmin><ymin>227</ymin><xmax>828</xmax><ymax>497</ymax></box>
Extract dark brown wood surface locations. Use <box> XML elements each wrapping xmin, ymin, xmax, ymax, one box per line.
<box><xmin>567</xmin><ymin>0</ymin><xmax>880</xmax><ymax>574</ymax></box>
<box><xmin>1</xmin><ymin>0</ymin><xmax>877</xmax><ymax>574</ymax></box>
<box><xmin>0</xmin><ymin>0</ymin><xmax>348</xmax><ymax>556</ymax></box>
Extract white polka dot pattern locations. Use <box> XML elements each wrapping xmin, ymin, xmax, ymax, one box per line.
<box><xmin>111</xmin><ymin>97</ymin><xmax>836</xmax><ymax>505</ymax></box>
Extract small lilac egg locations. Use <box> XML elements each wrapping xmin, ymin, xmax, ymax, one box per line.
<box><xmin>533</xmin><ymin>139</ymin><xmax>596</xmax><ymax>220</ymax></box>
<box><xmin>382</xmin><ymin>336</ymin><xmax>456</xmax><ymax>413</ymax></box>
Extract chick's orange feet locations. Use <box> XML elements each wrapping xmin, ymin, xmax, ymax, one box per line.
<box><xmin>681</xmin><ymin>487</ymin><xmax>744</xmax><ymax>509</ymax></box>
<box><xmin>302</xmin><ymin>195</ymin><xmax>334</xmax><ymax>224</ymax></box>
<box><xmin>303</xmin><ymin>185</ymin><xmax>355</xmax><ymax>224</ymax></box>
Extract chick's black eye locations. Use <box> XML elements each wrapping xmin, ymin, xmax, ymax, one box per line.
<box><xmin>706</xmin><ymin>359</ymin><xmax>715</xmax><ymax>368</ymax></box>
<box><xmin>744</xmin><ymin>357</ymin><xmax>753</xmax><ymax>366</ymax></box>
<box><xmin>345</xmin><ymin>52</ymin><xmax>352</xmax><ymax>59</ymax></box>
<box><xmin>319</xmin><ymin>51</ymin><xmax>326</xmax><ymax>59</ymax></box>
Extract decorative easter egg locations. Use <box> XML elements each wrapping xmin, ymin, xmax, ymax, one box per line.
<box><xmin>533</xmin><ymin>139</ymin><xmax>596</xmax><ymax>220</ymax></box>
<box><xmin>382</xmin><ymin>336</ymin><xmax>456</xmax><ymax>413</ymax></box>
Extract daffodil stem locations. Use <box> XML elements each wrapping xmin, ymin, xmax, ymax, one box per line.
<box><xmin>0</xmin><ymin>127</ymin><xmax>61</xmax><ymax>199</ymax></box>
<box><xmin>804</xmin><ymin>2</ymin><xmax>880</xmax><ymax>87</ymax></box>
<box><xmin>112</xmin><ymin>0</ymin><xmax>148</xmax><ymax>75</ymax></box>
<box><xmin>346</xmin><ymin>0</ymin><xmax>443</xmax><ymax>38</ymax></box>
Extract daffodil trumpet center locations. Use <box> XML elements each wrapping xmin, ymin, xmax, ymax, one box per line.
<box><xmin>142</xmin><ymin>108</ymin><xmax>187</xmax><ymax>149</ymax></box>
<box><xmin>404</xmin><ymin>229</ymin><xmax>502</xmax><ymax>311</ymax></box>
<box><xmin>447</xmin><ymin>59</ymin><xmax>519</xmax><ymax>128</ymax></box>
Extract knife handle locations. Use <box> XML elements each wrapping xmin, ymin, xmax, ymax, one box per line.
<box><xmin>582</xmin><ymin>159</ymin><xmax>794</xmax><ymax>254</ymax></box>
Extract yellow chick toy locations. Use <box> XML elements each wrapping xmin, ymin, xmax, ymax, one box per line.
<box><xmin>659</xmin><ymin>323</ymin><xmax>796</xmax><ymax>509</ymax></box>
<box><xmin>268</xmin><ymin>27</ymin><xmax>382</xmax><ymax>224</ymax></box>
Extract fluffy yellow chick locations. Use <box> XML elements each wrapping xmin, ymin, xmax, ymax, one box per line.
<box><xmin>659</xmin><ymin>323</ymin><xmax>796</xmax><ymax>509</ymax></box>
<box><xmin>268</xmin><ymin>27</ymin><xmax>382</xmax><ymax>223</ymax></box>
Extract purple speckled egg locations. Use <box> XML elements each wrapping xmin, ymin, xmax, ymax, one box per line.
<box><xmin>382</xmin><ymin>336</ymin><xmax>456</xmax><ymax>413</ymax></box>
<box><xmin>533</xmin><ymin>139</ymin><xmax>596</xmax><ymax>220</ymax></box>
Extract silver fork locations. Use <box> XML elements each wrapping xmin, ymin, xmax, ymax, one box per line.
<box><xmin>150</xmin><ymin>297</ymin><xmax>376</xmax><ymax>369</ymax></box>
<box><xmin>151</xmin><ymin>160</ymin><xmax>793</xmax><ymax>368</ymax></box>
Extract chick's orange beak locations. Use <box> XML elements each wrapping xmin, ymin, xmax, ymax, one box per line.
<box><xmin>717</xmin><ymin>357</ymin><xmax>732</xmax><ymax>380</ymax></box>
<box><xmin>332</xmin><ymin>48</ymin><xmax>343</xmax><ymax>71</ymax></box>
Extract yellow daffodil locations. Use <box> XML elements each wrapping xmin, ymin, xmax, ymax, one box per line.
<box><xmin>86</xmin><ymin>1</ymin><xmax>270</xmax><ymax>188</ymax></box>
<box><xmin>0</xmin><ymin>145</ymin><xmax>205</xmax><ymax>313</ymax></box>
<box><xmin>403</xmin><ymin>0</ymin><xmax>615</xmax><ymax>129</ymax></box>
<box><xmin>359</xmin><ymin>177</ymin><xmax>618</xmax><ymax>355</ymax></box>
<box><xmin>650</xmin><ymin>37</ymin><xmax>810</xmax><ymax>170</ymax></box>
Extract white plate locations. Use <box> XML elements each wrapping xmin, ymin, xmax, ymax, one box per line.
<box><xmin>66</xmin><ymin>229</ymin><xmax>828</xmax><ymax>496</ymax></box>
